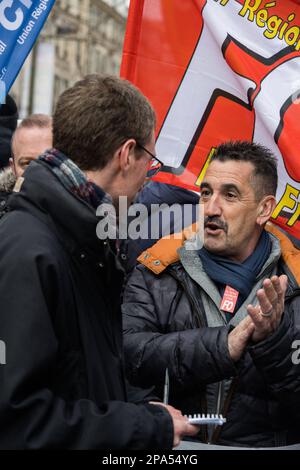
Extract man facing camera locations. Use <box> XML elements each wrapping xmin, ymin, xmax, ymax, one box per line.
<box><xmin>123</xmin><ymin>141</ymin><xmax>300</xmax><ymax>447</ymax></box>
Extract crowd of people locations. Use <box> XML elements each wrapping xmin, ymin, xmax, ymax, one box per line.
<box><xmin>0</xmin><ymin>74</ymin><xmax>299</xmax><ymax>449</ymax></box>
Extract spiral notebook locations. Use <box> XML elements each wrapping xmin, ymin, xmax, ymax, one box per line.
<box><xmin>187</xmin><ymin>414</ymin><xmax>226</xmax><ymax>425</ymax></box>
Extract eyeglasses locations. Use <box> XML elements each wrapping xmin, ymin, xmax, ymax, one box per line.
<box><xmin>136</xmin><ymin>143</ymin><xmax>164</xmax><ymax>178</ymax></box>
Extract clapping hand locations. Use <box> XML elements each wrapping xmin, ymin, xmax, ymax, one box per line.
<box><xmin>246</xmin><ymin>274</ymin><xmax>288</xmax><ymax>343</ymax></box>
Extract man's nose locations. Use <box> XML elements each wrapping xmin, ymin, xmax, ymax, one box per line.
<box><xmin>204</xmin><ymin>195</ymin><xmax>222</xmax><ymax>217</ymax></box>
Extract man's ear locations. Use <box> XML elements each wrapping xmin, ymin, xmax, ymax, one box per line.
<box><xmin>118</xmin><ymin>139</ymin><xmax>137</xmax><ymax>172</ymax></box>
<box><xmin>257</xmin><ymin>195</ymin><xmax>277</xmax><ymax>226</ymax></box>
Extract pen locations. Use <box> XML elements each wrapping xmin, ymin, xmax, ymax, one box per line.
<box><xmin>163</xmin><ymin>368</ymin><xmax>169</xmax><ymax>405</ymax></box>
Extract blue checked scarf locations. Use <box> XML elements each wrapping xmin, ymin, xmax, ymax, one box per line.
<box><xmin>39</xmin><ymin>148</ymin><xmax>109</xmax><ymax>209</ymax></box>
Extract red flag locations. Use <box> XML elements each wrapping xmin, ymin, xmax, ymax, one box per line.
<box><xmin>121</xmin><ymin>0</ymin><xmax>300</xmax><ymax>240</ymax></box>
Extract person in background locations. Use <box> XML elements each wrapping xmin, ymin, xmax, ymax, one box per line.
<box><xmin>10</xmin><ymin>113</ymin><xmax>53</xmax><ymax>178</ymax></box>
<box><xmin>0</xmin><ymin>94</ymin><xmax>18</xmax><ymax>170</ymax></box>
<box><xmin>124</xmin><ymin>181</ymin><xmax>199</xmax><ymax>272</ymax></box>
<box><xmin>0</xmin><ymin>114</ymin><xmax>52</xmax><ymax>210</ymax></box>
<box><xmin>0</xmin><ymin>94</ymin><xmax>18</xmax><ymax>206</ymax></box>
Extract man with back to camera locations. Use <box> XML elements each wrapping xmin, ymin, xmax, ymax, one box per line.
<box><xmin>0</xmin><ymin>75</ymin><xmax>198</xmax><ymax>449</ymax></box>
<box><xmin>122</xmin><ymin>141</ymin><xmax>300</xmax><ymax>447</ymax></box>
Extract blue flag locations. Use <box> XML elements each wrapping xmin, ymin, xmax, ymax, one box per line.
<box><xmin>0</xmin><ymin>0</ymin><xmax>55</xmax><ymax>103</ymax></box>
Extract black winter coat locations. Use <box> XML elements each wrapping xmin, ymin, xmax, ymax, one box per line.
<box><xmin>0</xmin><ymin>160</ymin><xmax>173</xmax><ymax>449</ymax></box>
<box><xmin>122</xmin><ymin>258</ymin><xmax>300</xmax><ymax>448</ymax></box>
<box><xmin>124</xmin><ymin>182</ymin><xmax>199</xmax><ymax>272</ymax></box>
<box><xmin>0</xmin><ymin>95</ymin><xmax>18</xmax><ymax>169</ymax></box>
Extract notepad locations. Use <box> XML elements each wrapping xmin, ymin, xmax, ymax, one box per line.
<box><xmin>187</xmin><ymin>413</ymin><xmax>226</xmax><ymax>425</ymax></box>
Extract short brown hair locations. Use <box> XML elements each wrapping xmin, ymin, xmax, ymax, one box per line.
<box><xmin>53</xmin><ymin>74</ymin><xmax>156</xmax><ymax>171</ymax></box>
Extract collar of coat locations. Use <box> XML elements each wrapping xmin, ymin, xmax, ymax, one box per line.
<box><xmin>0</xmin><ymin>167</ymin><xmax>16</xmax><ymax>193</ymax></box>
<box><xmin>138</xmin><ymin>222</ymin><xmax>300</xmax><ymax>285</ymax></box>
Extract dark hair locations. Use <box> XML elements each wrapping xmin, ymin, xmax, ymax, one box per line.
<box><xmin>53</xmin><ymin>74</ymin><xmax>156</xmax><ymax>171</ymax></box>
<box><xmin>211</xmin><ymin>141</ymin><xmax>278</xmax><ymax>199</ymax></box>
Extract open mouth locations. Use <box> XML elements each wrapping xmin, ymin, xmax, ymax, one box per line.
<box><xmin>205</xmin><ymin>223</ymin><xmax>224</xmax><ymax>234</ymax></box>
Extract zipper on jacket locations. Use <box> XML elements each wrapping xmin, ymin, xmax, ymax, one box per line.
<box><xmin>205</xmin><ymin>381</ymin><xmax>223</xmax><ymax>444</ymax></box>
<box><xmin>170</xmin><ymin>266</ymin><xmax>224</xmax><ymax>444</ymax></box>
<box><xmin>216</xmin><ymin>381</ymin><xmax>223</xmax><ymax>417</ymax></box>
<box><xmin>167</xmin><ymin>267</ymin><xmax>207</xmax><ymax>328</ymax></box>
<box><xmin>211</xmin><ymin>377</ymin><xmax>239</xmax><ymax>444</ymax></box>
<box><xmin>168</xmin><ymin>266</ymin><xmax>211</xmax><ymax>442</ymax></box>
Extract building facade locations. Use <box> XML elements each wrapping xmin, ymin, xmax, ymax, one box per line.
<box><xmin>11</xmin><ymin>0</ymin><xmax>127</xmax><ymax>118</ymax></box>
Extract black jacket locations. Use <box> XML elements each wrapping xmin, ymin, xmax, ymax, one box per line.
<box><xmin>124</xmin><ymin>182</ymin><xmax>199</xmax><ymax>272</ymax></box>
<box><xmin>0</xmin><ymin>95</ymin><xmax>18</xmax><ymax>169</ymax></box>
<box><xmin>0</xmin><ymin>160</ymin><xmax>173</xmax><ymax>449</ymax></box>
<box><xmin>122</xmin><ymin>245</ymin><xmax>300</xmax><ymax>447</ymax></box>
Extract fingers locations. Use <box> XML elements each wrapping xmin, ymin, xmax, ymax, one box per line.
<box><xmin>247</xmin><ymin>275</ymin><xmax>287</xmax><ymax>342</ymax></box>
<box><xmin>277</xmin><ymin>274</ymin><xmax>288</xmax><ymax>303</ymax></box>
<box><xmin>228</xmin><ymin>316</ymin><xmax>255</xmax><ymax>361</ymax></box>
<box><xmin>257</xmin><ymin>279</ymin><xmax>275</xmax><ymax>313</ymax></box>
<box><xmin>255</xmin><ymin>275</ymin><xmax>287</xmax><ymax>316</ymax></box>
<box><xmin>266</xmin><ymin>275</ymin><xmax>287</xmax><ymax>305</ymax></box>
<box><xmin>247</xmin><ymin>303</ymin><xmax>272</xmax><ymax>343</ymax></box>
<box><xmin>183</xmin><ymin>422</ymin><xmax>200</xmax><ymax>437</ymax></box>
<box><xmin>246</xmin><ymin>304</ymin><xmax>261</xmax><ymax>325</ymax></box>
<box><xmin>162</xmin><ymin>405</ymin><xmax>199</xmax><ymax>447</ymax></box>
<box><xmin>256</xmin><ymin>277</ymin><xmax>280</xmax><ymax>314</ymax></box>
<box><xmin>238</xmin><ymin>314</ymin><xmax>255</xmax><ymax>330</ymax></box>
<box><xmin>247</xmin><ymin>301</ymin><xmax>276</xmax><ymax>327</ymax></box>
<box><xmin>234</xmin><ymin>315</ymin><xmax>255</xmax><ymax>340</ymax></box>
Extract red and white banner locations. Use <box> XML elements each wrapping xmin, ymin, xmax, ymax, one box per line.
<box><xmin>121</xmin><ymin>0</ymin><xmax>300</xmax><ymax>240</ymax></box>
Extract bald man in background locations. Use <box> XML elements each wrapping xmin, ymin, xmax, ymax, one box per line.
<box><xmin>0</xmin><ymin>114</ymin><xmax>52</xmax><ymax>210</ymax></box>
<box><xmin>10</xmin><ymin>113</ymin><xmax>53</xmax><ymax>178</ymax></box>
